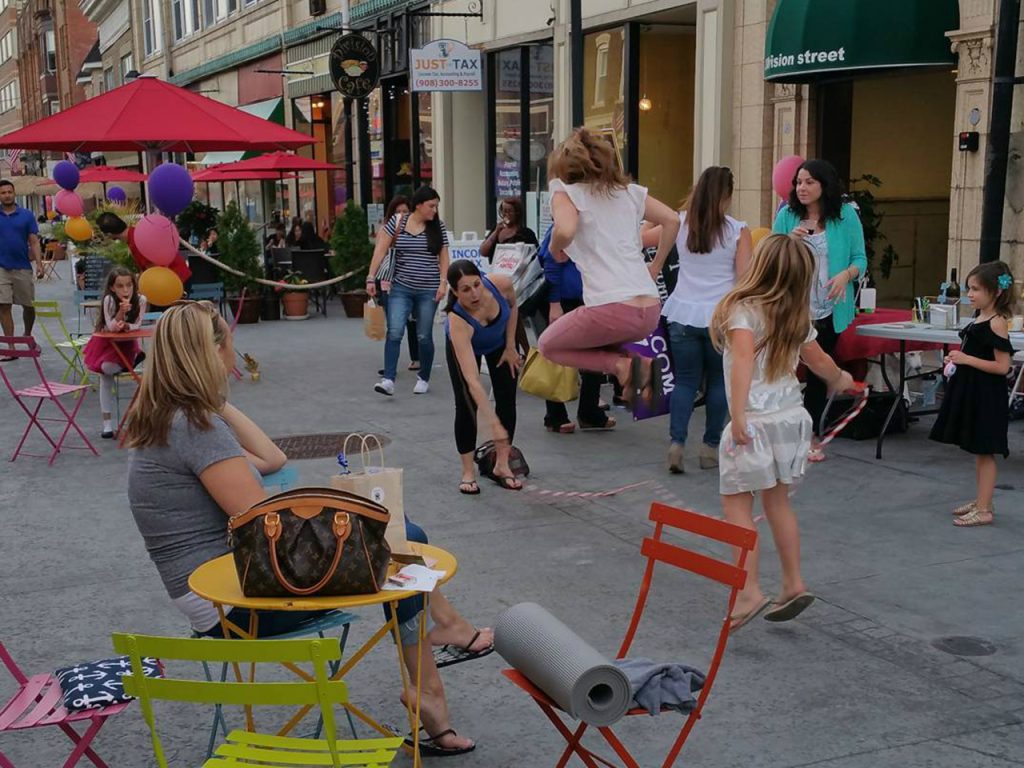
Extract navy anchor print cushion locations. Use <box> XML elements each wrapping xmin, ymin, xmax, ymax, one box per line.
<box><xmin>55</xmin><ymin>655</ymin><xmax>163</xmax><ymax>712</ymax></box>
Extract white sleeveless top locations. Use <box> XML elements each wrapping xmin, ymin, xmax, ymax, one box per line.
<box><xmin>548</xmin><ymin>179</ymin><xmax>659</xmax><ymax>307</ymax></box>
<box><xmin>662</xmin><ymin>212</ymin><xmax>746</xmax><ymax>328</ymax></box>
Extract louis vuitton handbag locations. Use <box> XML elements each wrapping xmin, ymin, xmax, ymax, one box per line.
<box><xmin>228</xmin><ymin>487</ymin><xmax>392</xmax><ymax>598</ymax></box>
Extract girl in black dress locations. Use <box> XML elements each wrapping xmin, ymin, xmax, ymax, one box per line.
<box><xmin>930</xmin><ymin>261</ymin><xmax>1016</xmax><ymax>527</ymax></box>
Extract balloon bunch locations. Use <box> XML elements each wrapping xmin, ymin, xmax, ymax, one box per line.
<box><xmin>133</xmin><ymin>163</ymin><xmax>194</xmax><ymax>305</ymax></box>
<box><xmin>52</xmin><ymin>160</ymin><xmax>92</xmax><ymax>242</ymax></box>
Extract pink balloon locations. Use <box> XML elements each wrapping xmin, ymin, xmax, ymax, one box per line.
<box><xmin>54</xmin><ymin>189</ymin><xmax>84</xmax><ymax>217</ymax></box>
<box><xmin>133</xmin><ymin>214</ymin><xmax>180</xmax><ymax>267</ymax></box>
<box><xmin>772</xmin><ymin>155</ymin><xmax>805</xmax><ymax>200</ymax></box>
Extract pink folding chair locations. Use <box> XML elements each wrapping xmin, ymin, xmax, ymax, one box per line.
<box><xmin>0</xmin><ymin>337</ymin><xmax>98</xmax><ymax>464</ymax></box>
<box><xmin>0</xmin><ymin>642</ymin><xmax>130</xmax><ymax>768</ymax></box>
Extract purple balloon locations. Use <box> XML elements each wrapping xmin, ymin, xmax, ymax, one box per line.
<box><xmin>148</xmin><ymin>163</ymin><xmax>194</xmax><ymax>217</ymax></box>
<box><xmin>53</xmin><ymin>160</ymin><xmax>79</xmax><ymax>191</ymax></box>
<box><xmin>107</xmin><ymin>186</ymin><xmax>127</xmax><ymax>203</ymax></box>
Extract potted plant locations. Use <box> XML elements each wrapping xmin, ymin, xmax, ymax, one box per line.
<box><xmin>847</xmin><ymin>174</ymin><xmax>899</xmax><ymax>286</ymax></box>
<box><xmin>279</xmin><ymin>270</ymin><xmax>310</xmax><ymax>320</ymax></box>
<box><xmin>216</xmin><ymin>201</ymin><xmax>262</xmax><ymax>324</ymax></box>
<box><xmin>330</xmin><ymin>200</ymin><xmax>373</xmax><ymax>318</ymax></box>
<box><xmin>177</xmin><ymin>199</ymin><xmax>220</xmax><ymax>246</ymax></box>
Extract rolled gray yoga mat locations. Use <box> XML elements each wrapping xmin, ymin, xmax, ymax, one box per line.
<box><xmin>495</xmin><ymin>602</ymin><xmax>632</xmax><ymax>726</ymax></box>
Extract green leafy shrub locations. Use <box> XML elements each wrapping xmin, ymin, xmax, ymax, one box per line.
<box><xmin>216</xmin><ymin>201</ymin><xmax>263</xmax><ymax>294</ymax></box>
<box><xmin>329</xmin><ymin>201</ymin><xmax>373</xmax><ymax>291</ymax></box>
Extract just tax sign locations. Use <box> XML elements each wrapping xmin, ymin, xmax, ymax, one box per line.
<box><xmin>411</xmin><ymin>39</ymin><xmax>482</xmax><ymax>92</ymax></box>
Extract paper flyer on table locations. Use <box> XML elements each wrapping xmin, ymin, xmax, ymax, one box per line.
<box><xmin>383</xmin><ymin>564</ymin><xmax>446</xmax><ymax>593</ymax></box>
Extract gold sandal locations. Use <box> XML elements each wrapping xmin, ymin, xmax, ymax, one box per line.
<box><xmin>953</xmin><ymin>507</ymin><xmax>993</xmax><ymax>527</ymax></box>
<box><xmin>952</xmin><ymin>501</ymin><xmax>976</xmax><ymax>516</ymax></box>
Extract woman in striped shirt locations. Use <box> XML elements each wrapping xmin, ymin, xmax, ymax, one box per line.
<box><xmin>367</xmin><ymin>186</ymin><xmax>451</xmax><ymax>396</ymax></box>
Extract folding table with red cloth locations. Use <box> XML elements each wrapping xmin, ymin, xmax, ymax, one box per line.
<box><xmin>834</xmin><ymin>308</ymin><xmax>948</xmax><ymax>379</ymax></box>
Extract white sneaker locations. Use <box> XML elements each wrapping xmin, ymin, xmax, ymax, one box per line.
<box><xmin>413</xmin><ymin>378</ymin><xmax>429</xmax><ymax>394</ymax></box>
<box><xmin>374</xmin><ymin>378</ymin><xmax>395</xmax><ymax>396</ymax></box>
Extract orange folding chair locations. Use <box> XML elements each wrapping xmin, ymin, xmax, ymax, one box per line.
<box><xmin>501</xmin><ymin>502</ymin><xmax>757</xmax><ymax>768</ymax></box>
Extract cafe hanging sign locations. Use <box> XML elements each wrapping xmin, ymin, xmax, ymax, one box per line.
<box><xmin>411</xmin><ymin>39</ymin><xmax>482</xmax><ymax>92</ymax></box>
<box><xmin>330</xmin><ymin>34</ymin><xmax>380</xmax><ymax>99</ymax></box>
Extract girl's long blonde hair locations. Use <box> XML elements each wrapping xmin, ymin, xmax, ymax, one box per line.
<box><xmin>122</xmin><ymin>301</ymin><xmax>228</xmax><ymax>449</ymax></box>
<box><xmin>547</xmin><ymin>126</ymin><xmax>630</xmax><ymax>196</ymax></box>
<box><xmin>711</xmin><ymin>234</ymin><xmax>814</xmax><ymax>382</ymax></box>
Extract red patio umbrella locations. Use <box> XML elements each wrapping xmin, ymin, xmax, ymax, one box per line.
<box><xmin>208</xmin><ymin>151</ymin><xmax>342</xmax><ymax>173</ymax></box>
<box><xmin>205</xmin><ymin>152</ymin><xmax>342</xmax><ymax>221</ymax></box>
<box><xmin>79</xmin><ymin>166</ymin><xmax>147</xmax><ymax>183</ymax></box>
<box><xmin>192</xmin><ymin>167</ymin><xmax>299</xmax><ymax>182</ymax></box>
<box><xmin>0</xmin><ymin>78</ymin><xmax>313</xmax><ymax>153</ymax></box>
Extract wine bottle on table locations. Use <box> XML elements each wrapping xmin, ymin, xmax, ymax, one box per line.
<box><xmin>946</xmin><ymin>268</ymin><xmax>960</xmax><ymax>304</ymax></box>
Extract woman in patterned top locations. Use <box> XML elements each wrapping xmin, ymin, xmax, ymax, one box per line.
<box><xmin>367</xmin><ymin>186</ymin><xmax>451</xmax><ymax>396</ymax></box>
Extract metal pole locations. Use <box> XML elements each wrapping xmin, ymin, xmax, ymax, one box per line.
<box><xmin>978</xmin><ymin>0</ymin><xmax>1021</xmax><ymax>263</ymax></box>
<box><xmin>570</xmin><ymin>0</ymin><xmax>583</xmax><ymax>127</ymax></box>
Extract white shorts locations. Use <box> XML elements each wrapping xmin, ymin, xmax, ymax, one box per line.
<box><xmin>719</xmin><ymin>406</ymin><xmax>813</xmax><ymax>495</ymax></box>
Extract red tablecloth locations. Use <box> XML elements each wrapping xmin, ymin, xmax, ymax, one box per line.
<box><xmin>834</xmin><ymin>308</ymin><xmax>949</xmax><ymax>364</ymax></box>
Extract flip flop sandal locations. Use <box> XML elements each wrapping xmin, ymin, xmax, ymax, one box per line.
<box><xmin>728</xmin><ymin>597</ymin><xmax>771</xmax><ymax>634</ymax></box>
<box><xmin>807</xmin><ymin>448</ymin><xmax>827</xmax><ymax>463</ymax></box>
<box><xmin>764</xmin><ymin>592</ymin><xmax>816</xmax><ymax>622</ymax></box>
<box><xmin>490</xmin><ymin>473</ymin><xmax>522</xmax><ymax>491</ymax></box>
<box><xmin>404</xmin><ymin>728</ymin><xmax>476</xmax><ymax>757</ymax></box>
<box><xmin>953</xmin><ymin>508</ymin><xmax>993</xmax><ymax>527</ymax></box>
<box><xmin>434</xmin><ymin>630</ymin><xmax>495</xmax><ymax>669</ymax></box>
<box><xmin>545</xmin><ymin>422</ymin><xmax>576</xmax><ymax>434</ymax></box>
<box><xmin>408</xmin><ymin>361</ymin><xmax>421</xmax><ymax>370</ymax></box>
<box><xmin>578</xmin><ymin>416</ymin><xmax>617</xmax><ymax>431</ymax></box>
<box><xmin>458</xmin><ymin>480</ymin><xmax>480</xmax><ymax>495</ymax></box>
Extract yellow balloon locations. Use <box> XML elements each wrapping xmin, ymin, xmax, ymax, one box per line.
<box><xmin>139</xmin><ymin>266</ymin><xmax>184</xmax><ymax>306</ymax></box>
<box><xmin>751</xmin><ymin>227</ymin><xmax>772</xmax><ymax>246</ymax></box>
<box><xmin>65</xmin><ymin>216</ymin><xmax>93</xmax><ymax>242</ymax></box>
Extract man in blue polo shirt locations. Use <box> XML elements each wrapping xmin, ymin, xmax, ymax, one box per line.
<box><xmin>0</xmin><ymin>179</ymin><xmax>42</xmax><ymax>356</ymax></box>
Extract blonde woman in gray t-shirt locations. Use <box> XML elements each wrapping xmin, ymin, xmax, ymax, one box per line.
<box><xmin>123</xmin><ymin>301</ymin><xmax>483</xmax><ymax>756</ymax></box>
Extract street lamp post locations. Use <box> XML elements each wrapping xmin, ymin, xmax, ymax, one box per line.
<box><xmin>570</xmin><ymin>0</ymin><xmax>583</xmax><ymax>127</ymax></box>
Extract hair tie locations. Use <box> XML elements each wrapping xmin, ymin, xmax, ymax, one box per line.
<box><xmin>998</xmin><ymin>273</ymin><xmax>1012</xmax><ymax>290</ymax></box>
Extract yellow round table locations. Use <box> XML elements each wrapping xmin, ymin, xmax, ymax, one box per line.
<box><xmin>188</xmin><ymin>543</ymin><xmax>457</xmax><ymax>768</ymax></box>
<box><xmin>189</xmin><ymin>544</ymin><xmax>457</xmax><ymax>611</ymax></box>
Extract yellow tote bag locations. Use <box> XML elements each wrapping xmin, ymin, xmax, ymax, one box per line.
<box><xmin>518</xmin><ymin>347</ymin><xmax>580</xmax><ymax>403</ymax></box>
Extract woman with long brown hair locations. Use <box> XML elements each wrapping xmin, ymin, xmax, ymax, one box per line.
<box><xmin>662</xmin><ymin>166</ymin><xmax>751</xmax><ymax>473</ymax></box>
<box><xmin>538</xmin><ymin>127</ymin><xmax>680</xmax><ymax>406</ymax></box>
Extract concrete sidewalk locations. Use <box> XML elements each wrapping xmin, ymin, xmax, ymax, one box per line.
<box><xmin>1</xmin><ymin>273</ymin><xmax>1022</xmax><ymax>767</ymax></box>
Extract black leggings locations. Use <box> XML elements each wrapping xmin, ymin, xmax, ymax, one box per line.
<box><xmin>445</xmin><ymin>337</ymin><xmax>517</xmax><ymax>456</ymax></box>
<box><xmin>804</xmin><ymin>316</ymin><xmax>840</xmax><ymax>436</ymax></box>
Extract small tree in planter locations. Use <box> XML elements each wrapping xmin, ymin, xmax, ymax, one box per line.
<box><xmin>177</xmin><ymin>200</ymin><xmax>220</xmax><ymax>245</ymax></box>
<box><xmin>330</xmin><ymin>200</ymin><xmax>373</xmax><ymax>318</ymax></box>
<box><xmin>216</xmin><ymin>201</ymin><xmax>263</xmax><ymax>323</ymax></box>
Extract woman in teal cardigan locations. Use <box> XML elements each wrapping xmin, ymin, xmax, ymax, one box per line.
<box><xmin>773</xmin><ymin>159</ymin><xmax>867</xmax><ymax>462</ymax></box>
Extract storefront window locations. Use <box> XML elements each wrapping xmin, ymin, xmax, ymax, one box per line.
<box><xmin>417</xmin><ymin>91</ymin><xmax>432</xmax><ymax>187</ymax></box>
<box><xmin>366</xmin><ymin>87</ymin><xmax>385</xmax><ymax>204</ymax></box>
<box><xmin>331</xmin><ymin>96</ymin><xmax>351</xmax><ymax>214</ymax></box>
<box><xmin>528</xmin><ymin>45</ymin><xmax>554</xmax><ymax>235</ymax></box>
<box><xmin>494</xmin><ymin>49</ymin><xmax>523</xmax><ymax>206</ymax></box>
<box><xmin>584</xmin><ymin>28</ymin><xmax>626</xmax><ymax>174</ymax></box>
<box><xmin>490</xmin><ymin>44</ymin><xmax>554</xmax><ymax>232</ymax></box>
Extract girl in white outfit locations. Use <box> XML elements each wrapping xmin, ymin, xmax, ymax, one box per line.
<box><xmin>711</xmin><ymin>234</ymin><xmax>853</xmax><ymax>631</ymax></box>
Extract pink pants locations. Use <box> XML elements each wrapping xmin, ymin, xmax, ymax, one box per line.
<box><xmin>538</xmin><ymin>302</ymin><xmax>661</xmax><ymax>374</ymax></box>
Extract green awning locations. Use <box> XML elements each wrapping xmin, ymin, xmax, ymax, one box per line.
<box><xmin>200</xmin><ymin>97</ymin><xmax>286</xmax><ymax>165</ymax></box>
<box><xmin>764</xmin><ymin>0</ymin><xmax>960</xmax><ymax>83</ymax></box>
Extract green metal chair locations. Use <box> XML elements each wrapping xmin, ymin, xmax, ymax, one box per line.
<box><xmin>111</xmin><ymin>633</ymin><xmax>402</xmax><ymax>768</ymax></box>
<box><xmin>32</xmin><ymin>300</ymin><xmax>91</xmax><ymax>386</ymax></box>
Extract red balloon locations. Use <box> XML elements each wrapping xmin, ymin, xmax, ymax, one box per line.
<box><xmin>772</xmin><ymin>155</ymin><xmax>805</xmax><ymax>200</ymax></box>
<box><xmin>54</xmin><ymin>189</ymin><xmax>84</xmax><ymax>217</ymax></box>
<box><xmin>133</xmin><ymin>214</ymin><xmax>180</xmax><ymax>267</ymax></box>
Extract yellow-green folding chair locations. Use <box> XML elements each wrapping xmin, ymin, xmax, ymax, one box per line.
<box><xmin>32</xmin><ymin>300</ymin><xmax>91</xmax><ymax>387</ymax></box>
<box><xmin>111</xmin><ymin>633</ymin><xmax>402</xmax><ymax>768</ymax></box>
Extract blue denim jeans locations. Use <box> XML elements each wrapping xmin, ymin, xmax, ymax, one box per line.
<box><xmin>667</xmin><ymin>323</ymin><xmax>727</xmax><ymax>448</ymax></box>
<box><xmin>384</xmin><ymin>283</ymin><xmax>437</xmax><ymax>382</ymax></box>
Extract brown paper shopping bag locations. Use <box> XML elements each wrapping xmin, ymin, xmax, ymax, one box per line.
<box><xmin>330</xmin><ymin>434</ymin><xmax>411</xmax><ymax>555</ymax></box>
<box><xmin>364</xmin><ymin>299</ymin><xmax>386</xmax><ymax>341</ymax></box>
